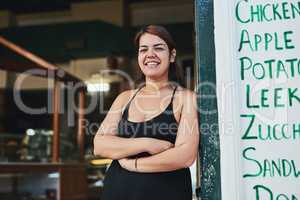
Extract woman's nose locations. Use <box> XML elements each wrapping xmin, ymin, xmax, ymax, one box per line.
<box><xmin>146</xmin><ymin>48</ymin><xmax>156</xmax><ymax>57</ymax></box>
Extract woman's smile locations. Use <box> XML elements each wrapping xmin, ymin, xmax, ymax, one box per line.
<box><xmin>144</xmin><ymin>60</ymin><xmax>161</xmax><ymax>68</ymax></box>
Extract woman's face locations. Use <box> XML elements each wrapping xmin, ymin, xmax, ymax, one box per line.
<box><xmin>137</xmin><ymin>33</ymin><xmax>176</xmax><ymax>80</ymax></box>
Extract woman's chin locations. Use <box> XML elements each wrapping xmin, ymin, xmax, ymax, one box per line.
<box><xmin>143</xmin><ymin>72</ymin><xmax>167</xmax><ymax>80</ymax></box>
<box><xmin>141</xmin><ymin>66</ymin><xmax>168</xmax><ymax>79</ymax></box>
<box><xmin>142</xmin><ymin>69</ymin><xmax>159</xmax><ymax>76</ymax></box>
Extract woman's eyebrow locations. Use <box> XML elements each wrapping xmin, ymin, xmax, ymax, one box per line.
<box><xmin>153</xmin><ymin>43</ymin><xmax>167</xmax><ymax>47</ymax></box>
<box><xmin>139</xmin><ymin>43</ymin><xmax>167</xmax><ymax>48</ymax></box>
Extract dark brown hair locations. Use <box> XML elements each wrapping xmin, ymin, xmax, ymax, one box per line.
<box><xmin>134</xmin><ymin>25</ymin><xmax>183</xmax><ymax>86</ymax></box>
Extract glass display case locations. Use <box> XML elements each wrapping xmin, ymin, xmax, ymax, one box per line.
<box><xmin>0</xmin><ymin>172</ymin><xmax>58</xmax><ymax>200</ymax></box>
<box><xmin>0</xmin><ymin>163</ymin><xmax>87</xmax><ymax>200</ymax></box>
<box><xmin>0</xmin><ymin>36</ymin><xmax>87</xmax><ymax>200</ymax></box>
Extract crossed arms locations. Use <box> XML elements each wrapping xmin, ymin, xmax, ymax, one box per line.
<box><xmin>93</xmin><ymin>89</ymin><xmax>199</xmax><ymax>173</ymax></box>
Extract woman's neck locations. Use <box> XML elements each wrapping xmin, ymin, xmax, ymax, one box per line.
<box><xmin>144</xmin><ymin>76</ymin><xmax>171</xmax><ymax>92</ymax></box>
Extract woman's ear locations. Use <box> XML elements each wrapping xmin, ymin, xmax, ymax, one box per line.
<box><xmin>170</xmin><ymin>49</ymin><xmax>176</xmax><ymax>63</ymax></box>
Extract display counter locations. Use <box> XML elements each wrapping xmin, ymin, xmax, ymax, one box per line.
<box><xmin>0</xmin><ymin>162</ymin><xmax>87</xmax><ymax>200</ymax></box>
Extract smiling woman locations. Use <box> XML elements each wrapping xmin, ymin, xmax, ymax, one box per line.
<box><xmin>134</xmin><ymin>25</ymin><xmax>184</xmax><ymax>86</ymax></box>
<box><xmin>93</xmin><ymin>25</ymin><xmax>199</xmax><ymax>200</ymax></box>
<box><xmin>137</xmin><ymin>33</ymin><xmax>175</xmax><ymax>80</ymax></box>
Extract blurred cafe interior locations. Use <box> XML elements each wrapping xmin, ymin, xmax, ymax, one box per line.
<box><xmin>0</xmin><ymin>0</ymin><xmax>196</xmax><ymax>199</ymax></box>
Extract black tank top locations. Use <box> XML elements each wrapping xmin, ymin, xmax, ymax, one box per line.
<box><xmin>118</xmin><ymin>85</ymin><xmax>178</xmax><ymax>158</ymax></box>
<box><xmin>101</xmin><ymin>85</ymin><xmax>193</xmax><ymax>200</ymax></box>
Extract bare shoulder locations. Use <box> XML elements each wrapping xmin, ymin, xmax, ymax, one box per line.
<box><xmin>113</xmin><ymin>89</ymin><xmax>139</xmax><ymax>107</ymax></box>
<box><xmin>175</xmin><ymin>86</ymin><xmax>197</xmax><ymax>101</ymax></box>
<box><xmin>175</xmin><ymin>86</ymin><xmax>197</xmax><ymax>112</ymax></box>
<box><xmin>172</xmin><ymin>86</ymin><xmax>197</xmax><ymax>119</ymax></box>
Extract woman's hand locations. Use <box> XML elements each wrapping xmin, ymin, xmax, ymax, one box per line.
<box><xmin>118</xmin><ymin>138</ymin><xmax>174</xmax><ymax>172</ymax></box>
<box><xmin>118</xmin><ymin>158</ymin><xmax>135</xmax><ymax>172</ymax></box>
<box><xmin>143</xmin><ymin>138</ymin><xmax>174</xmax><ymax>155</ymax></box>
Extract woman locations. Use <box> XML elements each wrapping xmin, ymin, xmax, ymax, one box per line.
<box><xmin>93</xmin><ymin>25</ymin><xmax>199</xmax><ymax>200</ymax></box>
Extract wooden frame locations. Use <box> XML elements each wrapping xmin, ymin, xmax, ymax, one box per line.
<box><xmin>0</xmin><ymin>36</ymin><xmax>86</xmax><ymax>162</ymax></box>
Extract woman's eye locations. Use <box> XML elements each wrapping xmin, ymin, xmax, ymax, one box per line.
<box><xmin>139</xmin><ymin>49</ymin><xmax>147</xmax><ymax>53</ymax></box>
<box><xmin>155</xmin><ymin>47</ymin><xmax>164</xmax><ymax>51</ymax></box>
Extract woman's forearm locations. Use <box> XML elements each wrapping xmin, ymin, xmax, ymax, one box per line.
<box><xmin>93</xmin><ymin>135</ymin><xmax>148</xmax><ymax>159</ymax></box>
<box><xmin>135</xmin><ymin>143</ymin><xmax>197</xmax><ymax>173</ymax></box>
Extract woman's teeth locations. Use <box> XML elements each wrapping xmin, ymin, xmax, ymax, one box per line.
<box><xmin>146</xmin><ymin>62</ymin><xmax>159</xmax><ymax>68</ymax></box>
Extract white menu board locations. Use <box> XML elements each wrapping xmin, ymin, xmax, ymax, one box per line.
<box><xmin>214</xmin><ymin>0</ymin><xmax>300</xmax><ymax>199</ymax></box>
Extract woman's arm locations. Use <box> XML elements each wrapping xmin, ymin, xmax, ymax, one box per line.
<box><xmin>94</xmin><ymin>135</ymin><xmax>173</xmax><ymax>160</ymax></box>
<box><xmin>118</xmin><ymin>90</ymin><xmax>200</xmax><ymax>172</ymax></box>
<box><xmin>93</xmin><ymin>90</ymin><xmax>173</xmax><ymax>160</ymax></box>
<box><xmin>94</xmin><ymin>135</ymin><xmax>147</xmax><ymax>160</ymax></box>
